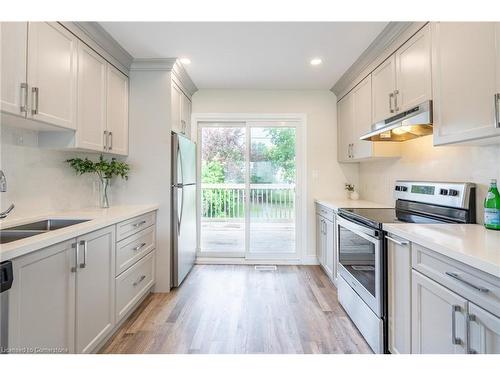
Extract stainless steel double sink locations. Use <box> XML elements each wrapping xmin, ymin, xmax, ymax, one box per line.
<box><xmin>0</xmin><ymin>219</ymin><xmax>90</xmax><ymax>244</ymax></box>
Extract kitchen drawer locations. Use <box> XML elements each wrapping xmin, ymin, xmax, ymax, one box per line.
<box><xmin>116</xmin><ymin>225</ymin><xmax>156</xmax><ymax>276</ymax></box>
<box><xmin>315</xmin><ymin>203</ymin><xmax>335</xmax><ymax>221</ymax></box>
<box><xmin>115</xmin><ymin>250</ymin><xmax>155</xmax><ymax>322</ymax></box>
<box><xmin>116</xmin><ymin>211</ymin><xmax>156</xmax><ymax>242</ymax></box>
<box><xmin>412</xmin><ymin>243</ymin><xmax>500</xmax><ymax>317</ymax></box>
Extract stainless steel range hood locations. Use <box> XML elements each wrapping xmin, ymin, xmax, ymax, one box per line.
<box><xmin>361</xmin><ymin>100</ymin><xmax>433</xmax><ymax>142</ymax></box>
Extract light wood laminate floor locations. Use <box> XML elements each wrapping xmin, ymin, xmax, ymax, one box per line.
<box><xmin>100</xmin><ymin>265</ymin><xmax>372</xmax><ymax>354</ymax></box>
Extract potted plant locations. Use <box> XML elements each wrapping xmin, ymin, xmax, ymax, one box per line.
<box><xmin>345</xmin><ymin>183</ymin><xmax>359</xmax><ymax>200</ymax></box>
<box><xmin>66</xmin><ymin>155</ymin><xmax>130</xmax><ymax>208</ymax></box>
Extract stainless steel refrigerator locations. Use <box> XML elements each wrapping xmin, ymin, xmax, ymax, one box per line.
<box><xmin>171</xmin><ymin>132</ymin><xmax>197</xmax><ymax>287</ymax></box>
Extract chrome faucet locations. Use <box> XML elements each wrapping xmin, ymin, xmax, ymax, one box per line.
<box><xmin>0</xmin><ymin>170</ymin><xmax>15</xmax><ymax>219</ymax></box>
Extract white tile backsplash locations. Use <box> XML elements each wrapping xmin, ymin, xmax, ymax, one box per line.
<box><xmin>359</xmin><ymin>135</ymin><xmax>500</xmax><ymax>223</ymax></box>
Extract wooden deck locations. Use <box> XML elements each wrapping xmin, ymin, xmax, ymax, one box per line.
<box><xmin>200</xmin><ymin>221</ymin><xmax>295</xmax><ymax>253</ymax></box>
<box><xmin>99</xmin><ymin>265</ymin><xmax>372</xmax><ymax>354</ymax></box>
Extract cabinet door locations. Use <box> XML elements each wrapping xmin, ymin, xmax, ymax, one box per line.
<box><xmin>411</xmin><ymin>270</ymin><xmax>467</xmax><ymax>353</ymax></box>
<box><xmin>432</xmin><ymin>22</ymin><xmax>500</xmax><ymax>145</ymax></box>
<box><xmin>395</xmin><ymin>24</ymin><xmax>432</xmax><ymax>112</ymax></box>
<box><xmin>0</xmin><ymin>22</ymin><xmax>28</xmax><ymax>117</ymax></box>
<box><xmin>76</xmin><ymin>42</ymin><xmax>106</xmax><ymax>152</ymax></box>
<box><xmin>106</xmin><ymin>65</ymin><xmax>129</xmax><ymax>155</ymax></box>
<box><xmin>324</xmin><ymin>218</ymin><xmax>334</xmax><ymax>279</ymax></box>
<box><xmin>171</xmin><ymin>82</ymin><xmax>182</xmax><ymax>133</ymax></box>
<box><xmin>387</xmin><ymin>236</ymin><xmax>411</xmax><ymax>354</ymax></box>
<box><xmin>468</xmin><ymin>303</ymin><xmax>500</xmax><ymax>354</ymax></box>
<box><xmin>337</xmin><ymin>93</ymin><xmax>354</xmax><ymax>162</ymax></box>
<box><xmin>372</xmin><ymin>55</ymin><xmax>396</xmax><ymax>123</ymax></box>
<box><xmin>316</xmin><ymin>215</ymin><xmax>324</xmax><ymax>266</ymax></box>
<box><xmin>352</xmin><ymin>75</ymin><xmax>373</xmax><ymax>159</ymax></box>
<box><xmin>75</xmin><ymin>226</ymin><xmax>115</xmax><ymax>354</ymax></box>
<box><xmin>9</xmin><ymin>240</ymin><xmax>76</xmax><ymax>353</ymax></box>
<box><xmin>27</xmin><ymin>22</ymin><xmax>77</xmax><ymax>129</ymax></box>
<box><xmin>181</xmin><ymin>93</ymin><xmax>192</xmax><ymax>137</ymax></box>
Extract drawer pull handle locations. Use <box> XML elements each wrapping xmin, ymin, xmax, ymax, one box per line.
<box><xmin>133</xmin><ymin>275</ymin><xmax>146</xmax><ymax>287</ymax></box>
<box><xmin>445</xmin><ymin>272</ymin><xmax>490</xmax><ymax>293</ymax></box>
<box><xmin>133</xmin><ymin>242</ymin><xmax>147</xmax><ymax>251</ymax></box>
<box><xmin>133</xmin><ymin>220</ymin><xmax>147</xmax><ymax>228</ymax></box>
<box><xmin>451</xmin><ymin>305</ymin><xmax>463</xmax><ymax>345</ymax></box>
<box><xmin>386</xmin><ymin>236</ymin><xmax>409</xmax><ymax>246</ymax></box>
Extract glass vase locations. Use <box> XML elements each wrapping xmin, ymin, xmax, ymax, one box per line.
<box><xmin>99</xmin><ymin>177</ymin><xmax>111</xmax><ymax>208</ymax></box>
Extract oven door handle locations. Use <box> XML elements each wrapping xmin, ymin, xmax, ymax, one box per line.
<box><xmin>337</xmin><ymin>216</ymin><xmax>380</xmax><ymax>240</ymax></box>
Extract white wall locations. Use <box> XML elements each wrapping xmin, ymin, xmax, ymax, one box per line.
<box><xmin>192</xmin><ymin>89</ymin><xmax>359</xmax><ymax>261</ymax></box>
<box><xmin>0</xmin><ymin>125</ymin><xmax>100</xmax><ymax>219</ymax></box>
<box><xmin>111</xmin><ymin>69</ymin><xmax>172</xmax><ymax>292</ymax></box>
<box><xmin>358</xmin><ymin>135</ymin><xmax>500</xmax><ymax>223</ymax></box>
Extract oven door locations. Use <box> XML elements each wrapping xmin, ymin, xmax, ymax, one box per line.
<box><xmin>337</xmin><ymin>216</ymin><xmax>382</xmax><ymax>317</ymax></box>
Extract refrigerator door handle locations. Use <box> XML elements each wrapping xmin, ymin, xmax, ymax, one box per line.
<box><xmin>177</xmin><ymin>142</ymin><xmax>184</xmax><ymax>232</ymax></box>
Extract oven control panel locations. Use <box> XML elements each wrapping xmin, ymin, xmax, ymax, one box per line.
<box><xmin>394</xmin><ymin>181</ymin><xmax>475</xmax><ymax>209</ymax></box>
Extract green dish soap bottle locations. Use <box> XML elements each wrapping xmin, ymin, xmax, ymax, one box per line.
<box><xmin>484</xmin><ymin>179</ymin><xmax>500</xmax><ymax>230</ymax></box>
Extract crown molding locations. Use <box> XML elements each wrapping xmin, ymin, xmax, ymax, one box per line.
<box><xmin>60</xmin><ymin>22</ymin><xmax>133</xmax><ymax>75</ymax></box>
<box><xmin>131</xmin><ymin>58</ymin><xmax>198</xmax><ymax>97</ymax></box>
<box><xmin>331</xmin><ymin>22</ymin><xmax>427</xmax><ymax>100</ymax></box>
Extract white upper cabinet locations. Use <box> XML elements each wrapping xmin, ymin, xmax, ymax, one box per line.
<box><xmin>372</xmin><ymin>55</ymin><xmax>397</xmax><ymax>123</ymax></box>
<box><xmin>372</xmin><ymin>25</ymin><xmax>432</xmax><ymax>123</ymax></box>
<box><xmin>171</xmin><ymin>81</ymin><xmax>183</xmax><ymax>134</ymax></box>
<box><xmin>0</xmin><ymin>22</ymin><xmax>28</xmax><ymax>117</ymax></box>
<box><xmin>432</xmin><ymin>22</ymin><xmax>500</xmax><ymax>145</ymax></box>
<box><xmin>181</xmin><ymin>93</ymin><xmax>192</xmax><ymax>136</ymax></box>
<box><xmin>106</xmin><ymin>65</ymin><xmax>129</xmax><ymax>155</ymax></box>
<box><xmin>76</xmin><ymin>42</ymin><xmax>107</xmax><ymax>152</ymax></box>
<box><xmin>352</xmin><ymin>75</ymin><xmax>374</xmax><ymax>159</ymax></box>
<box><xmin>27</xmin><ymin>22</ymin><xmax>78</xmax><ymax>129</ymax></box>
<box><xmin>395</xmin><ymin>24</ymin><xmax>432</xmax><ymax>112</ymax></box>
<box><xmin>337</xmin><ymin>92</ymin><xmax>354</xmax><ymax>162</ymax></box>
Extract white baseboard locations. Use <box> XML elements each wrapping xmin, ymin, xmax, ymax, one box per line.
<box><xmin>196</xmin><ymin>257</ymin><xmax>310</xmax><ymax>265</ymax></box>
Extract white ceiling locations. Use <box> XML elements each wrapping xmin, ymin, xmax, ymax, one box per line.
<box><xmin>100</xmin><ymin>22</ymin><xmax>388</xmax><ymax>90</ymax></box>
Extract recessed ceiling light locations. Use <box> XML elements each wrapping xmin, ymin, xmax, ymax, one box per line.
<box><xmin>310</xmin><ymin>58</ymin><xmax>323</xmax><ymax>66</ymax></box>
<box><xmin>180</xmin><ymin>58</ymin><xmax>191</xmax><ymax>65</ymax></box>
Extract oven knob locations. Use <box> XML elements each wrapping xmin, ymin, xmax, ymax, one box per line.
<box><xmin>401</xmin><ymin>186</ymin><xmax>408</xmax><ymax>192</ymax></box>
<box><xmin>448</xmin><ymin>189</ymin><xmax>459</xmax><ymax>196</ymax></box>
<box><xmin>440</xmin><ymin>189</ymin><xmax>449</xmax><ymax>195</ymax></box>
<box><xmin>395</xmin><ymin>186</ymin><xmax>401</xmax><ymax>191</ymax></box>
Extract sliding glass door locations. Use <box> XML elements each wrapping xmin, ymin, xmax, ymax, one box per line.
<box><xmin>198</xmin><ymin>120</ymin><xmax>300</xmax><ymax>260</ymax></box>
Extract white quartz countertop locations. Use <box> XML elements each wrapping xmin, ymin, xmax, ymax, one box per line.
<box><xmin>0</xmin><ymin>204</ymin><xmax>159</xmax><ymax>261</ymax></box>
<box><xmin>383</xmin><ymin>223</ymin><xmax>500</xmax><ymax>278</ymax></box>
<box><xmin>315</xmin><ymin>198</ymin><xmax>393</xmax><ymax>212</ymax></box>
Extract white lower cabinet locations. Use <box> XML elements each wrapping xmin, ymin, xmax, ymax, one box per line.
<box><xmin>75</xmin><ymin>226</ymin><xmax>115</xmax><ymax>354</ymax></box>
<box><xmin>316</xmin><ymin>203</ymin><xmax>337</xmax><ymax>283</ymax></box>
<box><xmin>9</xmin><ymin>240</ymin><xmax>76</xmax><ymax>353</ymax></box>
<box><xmin>411</xmin><ymin>270</ymin><xmax>468</xmax><ymax>354</ymax></box>
<box><xmin>468</xmin><ymin>303</ymin><xmax>500</xmax><ymax>354</ymax></box>
<box><xmin>387</xmin><ymin>235</ymin><xmax>412</xmax><ymax>354</ymax></box>
<box><xmin>7</xmin><ymin>211</ymin><xmax>157</xmax><ymax>354</ymax></box>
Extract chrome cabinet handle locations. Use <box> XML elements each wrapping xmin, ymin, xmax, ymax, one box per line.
<box><xmin>181</xmin><ymin>120</ymin><xmax>186</xmax><ymax>134</ymax></box>
<box><xmin>394</xmin><ymin>89</ymin><xmax>400</xmax><ymax>112</ymax></box>
<box><xmin>109</xmin><ymin>131</ymin><xmax>113</xmax><ymax>150</ymax></box>
<box><xmin>71</xmin><ymin>242</ymin><xmax>79</xmax><ymax>273</ymax></box>
<box><xmin>466</xmin><ymin>313</ymin><xmax>478</xmax><ymax>354</ymax></box>
<box><xmin>79</xmin><ymin>240</ymin><xmax>87</xmax><ymax>268</ymax></box>
<box><xmin>31</xmin><ymin>87</ymin><xmax>39</xmax><ymax>115</ymax></box>
<box><xmin>20</xmin><ymin>83</ymin><xmax>28</xmax><ymax>113</ymax></box>
<box><xmin>451</xmin><ymin>305</ymin><xmax>463</xmax><ymax>345</ymax></box>
<box><xmin>445</xmin><ymin>272</ymin><xmax>490</xmax><ymax>293</ymax></box>
<box><xmin>386</xmin><ymin>236</ymin><xmax>409</xmax><ymax>246</ymax></box>
<box><xmin>133</xmin><ymin>220</ymin><xmax>147</xmax><ymax>228</ymax></box>
<box><xmin>103</xmin><ymin>130</ymin><xmax>108</xmax><ymax>150</ymax></box>
<box><xmin>495</xmin><ymin>93</ymin><xmax>500</xmax><ymax>128</ymax></box>
<box><xmin>133</xmin><ymin>275</ymin><xmax>146</xmax><ymax>287</ymax></box>
<box><xmin>389</xmin><ymin>92</ymin><xmax>395</xmax><ymax>113</ymax></box>
<box><xmin>133</xmin><ymin>242</ymin><xmax>147</xmax><ymax>252</ymax></box>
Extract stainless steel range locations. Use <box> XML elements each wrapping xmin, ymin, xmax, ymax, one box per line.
<box><xmin>336</xmin><ymin>181</ymin><xmax>476</xmax><ymax>354</ymax></box>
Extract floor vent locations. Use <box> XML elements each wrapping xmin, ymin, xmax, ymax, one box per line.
<box><xmin>255</xmin><ymin>265</ymin><xmax>277</xmax><ymax>271</ymax></box>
